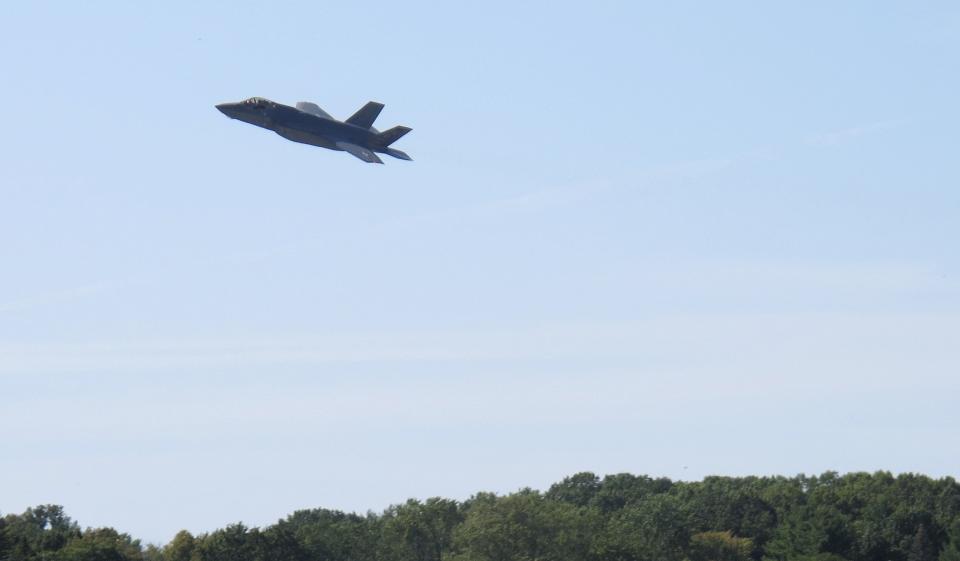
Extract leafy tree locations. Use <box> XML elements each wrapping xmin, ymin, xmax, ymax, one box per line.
<box><xmin>764</xmin><ymin>505</ymin><xmax>853</xmax><ymax>561</ymax></box>
<box><xmin>3</xmin><ymin>504</ymin><xmax>81</xmax><ymax>560</ymax></box>
<box><xmin>943</xmin><ymin>545</ymin><xmax>960</xmax><ymax>561</ymax></box>
<box><xmin>258</xmin><ymin>523</ymin><xmax>308</xmax><ymax>561</ymax></box>
<box><xmin>689</xmin><ymin>531</ymin><xmax>753</xmax><ymax>561</ymax></box>
<box><xmin>143</xmin><ymin>543</ymin><xmax>165</xmax><ymax>561</ymax></box>
<box><xmin>380</xmin><ymin>498</ymin><xmax>461</xmax><ymax>561</ymax></box>
<box><xmin>547</xmin><ymin>473</ymin><xmax>602</xmax><ymax>508</ymax></box>
<box><xmin>193</xmin><ymin>523</ymin><xmax>261</xmax><ymax>561</ymax></box>
<box><xmin>672</xmin><ymin>476</ymin><xmax>778</xmax><ymax>554</ymax></box>
<box><xmin>54</xmin><ymin>527</ymin><xmax>142</xmax><ymax>561</ymax></box>
<box><xmin>595</xmin><ymin>493</ymin><xmax>689</xmax><ymax>561</ymax></box>
<box><xmin>938</xmin><ymin>521</ymin><xmax>960</xmax><ymax>561</ymax></box>
<box><xmin>589</xmin><ymin>474</ymin><xmax>673</xmax><ymax>514</ymax></box>
<box><xmin>451</xmin><ymin>490</ymin><xmax>597</xmax><ymax>561</ymax></box>
<box><xmin>0</xmin><ymin>514</ymin><xmax>9</xmax><ymax>561</ymax></box>
<box><xmin>908</xmin><ymin>525</ymin><xmax>936</xmax><ymax>561</ymax></box>
<box><xmin>278</xmin><ymin>508</ymin><xmax>379</xmax><ymax>561</ymax></box>
<box><xmin>164</xmin><ymin>530</ymin><xmax>196</xmax><ymax>561</ymax></box>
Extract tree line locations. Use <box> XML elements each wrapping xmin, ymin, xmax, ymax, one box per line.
<box><xmin>3</xmin><ymin>471</ymin><xmax>960</xmax><ymax>561</ymax></box>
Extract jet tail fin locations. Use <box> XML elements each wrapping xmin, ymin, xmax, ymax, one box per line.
<box><xmin>345</xmin><ymin>101</ymin><xmax>384</xmax><ymax>129</ymax></box>
<box><xmin>375</xmin><ymin>126</ymin><xmax>412</xmax><ymax>147</ymax></box>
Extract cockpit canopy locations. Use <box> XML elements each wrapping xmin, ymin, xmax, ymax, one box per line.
<box><xmin>243</xmin><ymin>97</ymin><xmax>271</xmax><ymax>109</ymax></box>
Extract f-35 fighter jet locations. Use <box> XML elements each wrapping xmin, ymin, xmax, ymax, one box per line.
<box><xmin>216</xmin><ymin>98</ymin><xmax>412</xmax><ymax>164</ymax></box>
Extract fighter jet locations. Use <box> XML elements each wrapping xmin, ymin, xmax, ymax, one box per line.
<box><xmin>215</xmin><ymin>97</ymin><xmax>412</xmax><ymax>164</ymax></box>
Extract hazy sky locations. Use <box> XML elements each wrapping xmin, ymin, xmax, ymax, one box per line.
<box><xmin>2</xmin><ymin>0</ymin><xmax>959</xmax><ymax>545</ymax></box>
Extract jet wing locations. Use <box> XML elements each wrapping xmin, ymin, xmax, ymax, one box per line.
<box><xmin>336</xmin><ymin>141</ymin><xmax>383</xmax><ymax>164</ymax></box>
<box><xmin>295</xmin><ymin>102</ymin><xmax>333</xmax><ymax>119</ymax></box>
<box><xmin>345</xmin><ymin>102</ymin><xmax>384</xmax><ymax>129</ymax></box>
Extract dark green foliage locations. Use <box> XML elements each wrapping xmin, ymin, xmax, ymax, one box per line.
<box><xmin>547</xmin><ymin>472</ymin><xmax>602</xmax><ymax>508</ymax></box>
<box><xmin>192</xmin><ymin>523</ymin><xmax>263</xmax><ymax>561</ymax></box>
<box><xmin>590</xmin><ymin>473</ymin><xmax>673</xmax><ymax>514</ymax></box>
<box><xmin>276</xmin><ymin>508</ymin><xmax>378</xmax><ymax>561</ymax></box>
<box><xmin>2</xmin><ymin>472</ymin><xmax>959</xmax><ymax>561</ymax></box>
<box><xmin>162</xmin><ymin>530</ymin><xmax>196</xmax><ymax>561</ymax></box>
<box><xmin>689</xmin><ymin>531</ymin><xmax>753</xmax><ymax>561</ymax></box>
<box><xmin>938</xmin><ymin>520</ymin><xmax>960</xmax><ymax>561</ymax></box>
<box><xmin>0</xmin><ymin>515</ymin><xmax>8</xmax><ymax>560</ymax></box>
<box><xmin>380</xmin><ymin>498</ymin><xmax>462</xmax><ymax>561</ymax></box>
<box><xmin>595</xmin><ymin>493</ymin><xmax>689</xmax><ymax>561</ymax></box>
<box><xmin>1</xmin><ymin>504</ymin><xmax>82</xmax><ymax>560</ymax></box>
<box><xmin>450</xmin><ymin>489</ymin><xmax>598</xmax><ymax>561</ymax></box>
<box><xmin>53</xmin><ymin>527</ymin><xmax>142</xmax><ymax>561</ymax></box>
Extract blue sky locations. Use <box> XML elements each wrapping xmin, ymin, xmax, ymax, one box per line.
<box><xmin>1</xmin><ymin>0</ymin><xmax>959</xmax><ymax>545</ymax></box>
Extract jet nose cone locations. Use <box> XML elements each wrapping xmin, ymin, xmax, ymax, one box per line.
<box><xmin>215</xmin><ymin>102</ymin><xmax>240</xmax><ymax>117</ymax></box>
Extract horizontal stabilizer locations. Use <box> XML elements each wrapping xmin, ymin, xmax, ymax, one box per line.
<box><xmin>345</xmin><ymin>101</ymin><xmax>384</xmax><ymax>129</ymax></box>
<box><xmin>384</xmin><ymin>147</ymin><xmax>413</xmax><ymax>161</ymax></box>
<box><xmin>375</xmin><ymin>126</ymin><xmax>412</xmax><ymax>147</ymax></box>
<box><xmin>336</xmin><ymin>141</ymin><xmax>383</xmax><ymax>164</ymax></box>
<box><xmin>296</xmin><ymin>102</ymin><xmax>333</xmax><ymax>119</ymax></box>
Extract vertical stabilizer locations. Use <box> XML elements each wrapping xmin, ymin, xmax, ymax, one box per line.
<box><xmin>345</xmin><ymin>102</ymin><xmax>384</xmax><ymax>129</ymax></box>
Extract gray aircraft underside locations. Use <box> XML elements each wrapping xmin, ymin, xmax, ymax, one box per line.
<box><xmin>215</xmin><ymin>98</ymin><xmax>412</xmax><ymax>164</ymax></box>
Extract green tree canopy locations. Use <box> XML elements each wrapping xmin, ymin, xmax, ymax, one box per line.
<box><xmin>2</xmin><ymin>472</ymin><xmax>959</xmax><ymax>561</ymax></box>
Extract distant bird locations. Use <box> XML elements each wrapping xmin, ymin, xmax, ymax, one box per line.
<box><xmin>216</xmin><ymin>97</ymin><xmax>412</xmax><ymax>164</ymax></box>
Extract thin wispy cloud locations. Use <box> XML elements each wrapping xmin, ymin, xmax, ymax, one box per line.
<box><xmin>0</xmin><ymin>281</ymin><xmax>122</xmax><ymax>314</ymax></box>
<box><xmin>806</xmin><ymin>119</ymin><xmax>909</xmax><ymax>147</ymax></box>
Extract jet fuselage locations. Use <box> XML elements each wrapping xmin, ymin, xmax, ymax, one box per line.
<box><xmin>217</xmin><ymin>100</ymin><xmax>371</xmax><ymax>150</ymax></box>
